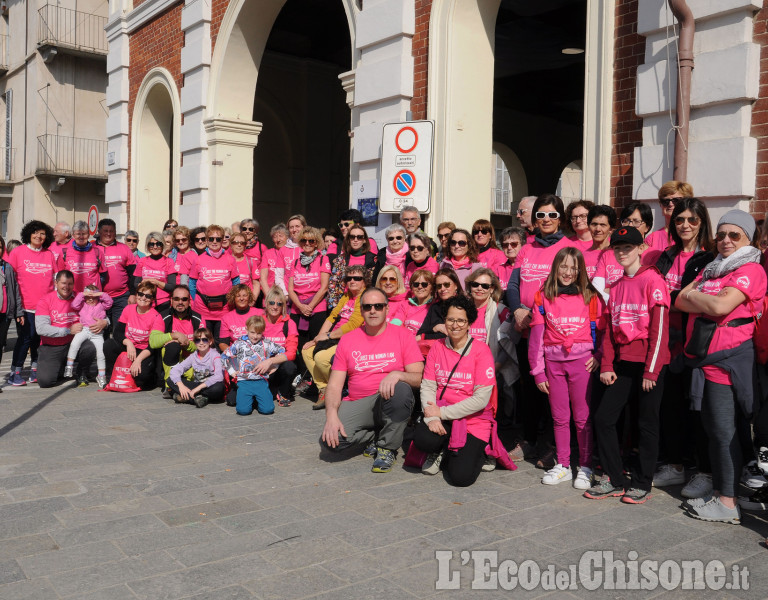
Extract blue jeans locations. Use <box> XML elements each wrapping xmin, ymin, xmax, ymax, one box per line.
<box><xmin>236</xmin><ymin>379</ymin><xmax>274</xmax><ymax>415</ymax></box>
<box><xmin>12</xmin><ymin>311</ymin><xmax>39</xmax><ymax>369</ymax></box>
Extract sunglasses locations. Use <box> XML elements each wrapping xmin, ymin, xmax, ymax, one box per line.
<box><xmin>435</xmin><ymin>281</ymin><xmax>453</xmax><ymax>289</ymax></box>
<box><xmin>516</xmin><ymin>208</ymin><xmax>530</xmax><ymax>216</ymax></box>
<box><xmin>410</xmin><ymin>281</ymin><xmax>430</xmax><ymax>288</ymax></box>
<box><xmin>473</xmin><ymin>228</ymin><xmax>491</xmax><ymax>235</ymax></box>
<box><xmin>137</xmin><ymin>292</ymin><xmax>155</xmax><ymax>299</ymax></box>
<box><xmin>674</xmin><ymin>216</ymin><xmax>701</xmax><ymax>226</ymax></box>
<box><xmin>437</xmin><ymin>232</ymin><xmax>452</xmax><ymax>240</ymax></box>
<box><xmin>344</xmin><ymin>275</ymin><xmax>364</xmax><ymax>282</ymax></box>
<box><xmin>468</xmin><ymin>281</ymin><xmax>491</xmax><ymax>290</ymax></box>
<box><xmin>267</xmin><ymin>301</ymin><xmax>284</xmax><ymax>306</ymax></box>
<box><xmin>171</xmin><ymin>296</ymin><xmax>190</xmax><ymax>301</ymax></box>
<box><xmin>147</xmin><ymin>241</ymin><xmax>164</xmax><ymax>248</ymax></box>
<box><xmin>449</xmin><ymin>240</ymin><xmax>467</xmax><ymax>247</ymax></box>
<box><xmin>715</xmin><ymin>231</ymin><xmax>744</xmax><ymax>242</ymax></box>
<box><xmin>231</xmin><ymin>240</ymin><xmax>246</xmax><ymax>245</ymax></box>
<box><xmin>536</xmin><ymin>211</ymin><xmax>560</xmax><ymax>220</ymax></box>
<box><xmin>241</xmin><ymin>227</ymin><xmax>256</xmax><ymax>232</ymax></box>
<box><xmin>387</xmin><ymin>235</ymin><xmax>403</xmax><ymax>242</ymax></box>
<box><xmin>660</xmin><ymin>197</ymin><xmax>680</xmax><ymax>207</ymax></box>
<box><xmin>175</xmin><ymin>237</ymin><xmax>188</xmax><ymax>243</ymax></box>
<box><xmin>223</xmin><ymin>236</ymin><xmax>230</xmax><ymax>240</ymax></box>
<box><xmin>207</xmin><ymin>237</ymin><xmax>222</xmax><ymax>242</ymax></box>
<box><xmin>361</xmin><ymin>303</ymin><xmax>387</xmax><ymax>312</ymax></box>
<box><xmin>501</xmin><ymin>241</ymin><xmax>520</xmax><ymax>249</ymax></box>
<box><xmin>338</xmin><ymin>221</ymin><xmax>354</xmax><ymax>229</ymax></box>
<box><xmin>379</xmin><ymin>276</ymin><xmax>398</xmax><ymax>283</ymax></box>
<box><xmin>125</xmin><ymin>238</ymin><xmax>138</xmax><ymax>243</ymax></box>
<box><xmin>193</xmin><ymin>337</ymin><xmax>209</xmax><ymax>343</ymax></box>
<box><xmin>194</xmin><ymin>236</ymin><xmax>206</xmax><ymax>243</ymax></box>
<box><xmin>409</xmin><ymin>245</ymin><xmax>426</xmax><ymax>252</ymax></box>
<box><xmin>299</xmin><ymin>239</ymin><xmax>317</xmax><ymax>245</ymax></box>
<box><xmin>348</xmin><ymin>234</ymin><xmax>366</xmax><ymax>241</ymax></box>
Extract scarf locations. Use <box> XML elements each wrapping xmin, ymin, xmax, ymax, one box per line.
<box><xmin>408</xmin><ymin>295</ymin><xmax>432</xmax><ymax>306</ymax></box>
<box><xmin>72</xmin><ymin>240</ymin><xmax>92</xmax><ymax>252</ymax></box>
<box><xmin>299</xmin><ymin>251</ymin><xmax>319</xmax><ymax>269</ymax></box>
<box><xmin>557</xmin><ymin>283</ymin><xmax>579</xmax><ymax>296</ymax></box>
<box><xmin>235</xmin><ymin>306</ymin><xmax>251</xmax><ymax>315</ymax></box>
<box><xmin>386</xmin><ymin>244</ymin><xmax>409</xmax><ymax>273</ymax></box>
<box><xmin>446</xmin><ymin>256</ymin><xmax>470</xmax><ymax>269</ymax></box>
<box><xmin>285</xmin><ymin>239</ymin><xmax>298</xmax><ymax>250</ymax></box>
<box><xmin>349</xmin><ymin>247</ymin><xmax>366</xmax><ymax>257</ymax></box>
<box><xmin>206</xmin><ymin>248</ymin><xmax>225</xmax><ymax>259</ymax></box>
<box><xmin>698</xmin><ymin>245</ymin><xmax>762</xmax><ymax>286</ymax></box>
<box><xmin>477</xmin><ymin>243</ymin><xmax>492</xmax><ymax>254</ymax></box>
<box><xmin>533</xmin><ymin>231</ymin><xmax>565</xmax><ymax>248</ymax></box>
<box><xmin>149</xmin><ymin>252</ymin><xmax>164</xmax><ymax>261</ymax></box>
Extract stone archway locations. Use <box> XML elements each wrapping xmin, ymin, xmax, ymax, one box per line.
<box><xmin>206</xmin><ymin>0</ymin><xmax>357</xmax><ymax>227</ymax></box>
<box><xmin>131</xmin><ymin>69</ymin><xmax>180</xmax><ymax>238</ymax></box>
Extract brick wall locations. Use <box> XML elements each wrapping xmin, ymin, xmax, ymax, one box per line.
<box><xmin>752</xmin><ymin>4</ymin><xmax>768</xmax><ymax>219</ymax></box>
<box><xmin>210</xmin><ymin>0</ymin><xmax>229</xmax><ymax>51</ymax></box>
<box><xmin>411</xmin><ymin>0</ymin><xmax>431</xmax><ymax>119</ymax></box>
<box><xmin>610</xmin><ymin>0</ymin><xmax>645</xmax><ymax>212</ymax></box>
<box><xmin>127</xmin><ymin>2</ymin><xmax>185</xmax><ymax>214</ymax></box>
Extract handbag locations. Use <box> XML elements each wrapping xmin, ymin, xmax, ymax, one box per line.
<box><xmin>685</xmin><ymin>315</ymin><xmax>753</xmax><ymax>359</ymax></box>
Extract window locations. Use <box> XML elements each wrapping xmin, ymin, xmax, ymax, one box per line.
<box><xmin>3</xmin><ymin>89</ymin><xmax>10</xmax><ymax>180</ymax></box>
<box><xmin>491</xmin><ymin>150</ymin><xmax>512</xmax><ymax>214</ymax></box>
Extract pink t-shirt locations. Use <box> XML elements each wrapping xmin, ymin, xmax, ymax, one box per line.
<box><xmin>402</xmin><ymin>301</ymin><xmax>431</xmax><ymax>334</ymax></box>
<box><xmin>171</xmin><ymin>316</ymin><xmax>200</xmax><ymax>338</ymax></box>
<box><xmin>424</xmin><ymin>338</ymin><xmax>496</xmax><ymax>441</ymax></box>
<box><xmin>36</xmin><ymin>291</ymin><xmax>79</xmax><ymax>346</ymax></box>
<box><xmin>571</xmin><ymin>237</ymin><xmax>593</xmax><ymax>252</ymax></box>
<box><xmin>289</xmin><ymin>254</ymin><xmax>331</xmax><ymax>314</ymax></box>
<box><xmin>119</xmin><ymin>304</ymin><xmax>164</xmax><ymax>350</ymax></box>
<box><xmin>334</xmin><ymin>296</ymin><xmax>357</xmax><ymax>329</ymax></box>
<box><xmin>405</xmin><ymin>257</ymin><xmax>439</xmax><ymax>282</ymax></box>
<box><xmin>49</xmin><ymin>240</ymin><xmax>70</xmax><ymax>262</ymax></box>
<box><xmin>386</xmin><ymin>294</ymin><xmax>408</xmax><ymax>325</ymax></box>
<box><xmin>608</xmin><ymin>268</ymin><xmax>670</xmax><ymax>345</ymax></box>
<box><xmin>582</xmin><ymin>247</ymin><xmax>607</xmax><ymax>280</ymax></box>
<box><xmin>332</xmin><ymin>324</ymin><xmax>423</xmax><ymax>401</ymax></box>
<box><xmin>219</xmin><ymin>307</ymin><xmax>264</xmax><ymax>342</ymax></box>
<box><xmin>280</xmin><ymin>245</ymin><xmax>301</xmax><ymax>274</ymax></box>
<box><xmin>594</xmin><ymin>249</ymin><xmax>625</xmax><ymax>290</ymax></box>
<box><xmin>494</xmin><ymin>261</ymin><xmax>515</xmax><ymax>291</ymax></box>
<box><xmin>513</xmin><ymin>237</ymin><xmax>575</xmax><ymax>309</ymax></box>
<box><xmin>175</xmin><ymin>250</ymin><xmax>195</xmax><ymax>274</ymax></box>
<box><xmin>244</xmin><ymin>241</ymin><xmax>267</xmax><ymax>264</ymax></box>
<box><xmin>99</xmin><ymin>242</ymin><xmax>137</xmax><ymax>297</ymax></box>
<box><xmin>478</xmin><ymin>247</ymin><xmax>505</xmax><ymax>270</ymax></box>
<box><xmin>531</xmin><ymin>293</ymin><xmax>597</xmax><ymax>347</ymax></box>
<box><xmin>646</xmin><ymin>228</ymin><xmax>672</xmax><ymax>252</ymax></box>
<box><xmin>263</xmin><ymin>316</ymin><xmax>298</xmax><ymax>348</ymax></box>
<box><xmin>189</xmin><ymin>252</ymin><xmax>239</xmax><ymax>320</ymax></box>
<box><xmin>686</xmin><ymin>262</ymin><xmax>767</xmax><ymax>384</ymax></box>
<box><xmin>9</xmin><ymin>245</ymin><xmax>56</xmax><ymax>311</ymax></box>
<box><xmin>57</xmin><ymin>244</ymin><xmax>107</xmax><ymax>292</ymax></box>
<box><xmin>234</xmin><ymin>256</ymin><xmax>259</xmax><ymax>289</ymax></box>
<box><xmin>469</xmin><ymin>303</ymin><xmax>488</xmax><ymax>343</ymax></box>
<box><xmin>260</xmin><ymin>248</ymin><xmax>283</xmax><ymax>287</ymax></box>
<box><xmin>135</xmin><ymin>256</ymin><xmax>176</xmax><ymax>305</ymax></box>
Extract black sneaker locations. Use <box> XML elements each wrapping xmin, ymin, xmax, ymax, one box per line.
<box><xmin>194</xmin><ymin>394</ymin><xmax>208</xmax><ymax>408</ymax></box>
<box><xmin>738</xmin><ymin>486</ymin><xmax>768</xmax><ymax>511</ymax></box>
<box><xmin>363</xmin><ymin>442</ymin><xmax>377</xmax><ymax>458</ymax></box>
<box><xmin>371</xmin><ymin>448</ymin><xmax>396</xmax><ymax>473</ymax></box>
<box><xmin>76</xmin><ymin>375</ymin><xmax>89</xmax><ymax>388</ymax></box>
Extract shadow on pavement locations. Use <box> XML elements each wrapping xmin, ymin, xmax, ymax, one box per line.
<box><xmin>0</xmin><ymin>382</ymin><xmax>74</xmax><ymax>439</ymax></box>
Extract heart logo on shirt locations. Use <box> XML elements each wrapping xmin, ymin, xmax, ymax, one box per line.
<box><xmin>352</xmin><ymin>350</ymin><xmax>361</xmax><ymax>361</ymax></box>
<box><xmin>737</xmin><ymin>276</ymin><xmax>750</xmax><ymax>288</ymax></box>
<box><xmin>652</xmin><ymin>289</ymin><xmax>664</xmax><ymax>302</ymax></box>
<box><xmin>486</xmin><ymin>367</ymin><xmax>495</xmax><ymax>379</ymax></box>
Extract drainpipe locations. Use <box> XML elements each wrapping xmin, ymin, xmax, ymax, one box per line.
<box><xmin>667</xmin><ymin>0</ymin><xmax>695</xmax><ymax>182</ymax></box>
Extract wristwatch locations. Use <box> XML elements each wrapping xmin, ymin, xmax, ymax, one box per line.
<box><xmin>326</xmin><ymin>332</ymin><xmax>331</xmax><ymax>340</ymax></box>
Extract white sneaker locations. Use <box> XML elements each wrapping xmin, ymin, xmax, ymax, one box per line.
<box><xmin>481</xmin><ymin>457</ymin><xmax>497</xmax><ymax>472</ymax></box>
<box><xmin>96</xmin><ymin>375</ymin><xmax>107</xmax><ymax>389</ymax></box>
<box><xmin>742</xmin><ymin>460</ymin><xmax>768</xmax><ymax>488</ymax></box>
<box><xmin>681</xmin><ymin>472</ymin><xmax>713</xmax><ymax>499</ymax></box>
<box><xmin>63</xmin><ymin>365</ymin><xmax>73</xmax><ymax>378</ymax></box>
<box><xmin>652</xmin><ymin>464</ymin><xmax>685</xmax><ymax>487</ymax></box>
<box><xmin>757</xmin><ymin>447</ymin><xmax>768</xmax><ymax>474</ymax></box>
<box><xmin>573</xmin><ymin>467</ymin><xmax>592</xmax><ymax>490</ymax></box>
<box><xmin>422</xmin><ymin>451</ymin><xmax>444</xmax><ymax>475</ymax></box>
<box><xmin>541</xmin><ymin>464</ymin><xmax>572</xmax><ymax>485</ymax></box>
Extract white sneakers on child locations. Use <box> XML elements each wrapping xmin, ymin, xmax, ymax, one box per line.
<box><xmin>541</xmin><ymin>464</ymin><xmax>572</xmax><ymax>485</ymax></box>
<box><xmin>573</xmin><ymin>467</ymin><xmax>593</xmax><ymax>490</ymax></box>
<box><xmin>63</xmin><ymin>366</ymin><xmax>73</xmax><ymax>379</ymax></box>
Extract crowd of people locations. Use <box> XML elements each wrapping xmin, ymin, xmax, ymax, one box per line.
<box><xmin>2</xmin><ymin>192</ymin><xmax>768</xmax><ymax>523</ymax></box>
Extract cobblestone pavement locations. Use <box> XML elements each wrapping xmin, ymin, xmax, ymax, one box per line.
<box><xmin>0</xmin><ymin>370</ymin><xmax>766</xmax><ymax>599</ymax></box>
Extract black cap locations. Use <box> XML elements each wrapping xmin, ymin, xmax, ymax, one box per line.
<box><xmin>610</xmin><ymin>227</ymin><xmax>644</xmax><ymax>247</ymax></box>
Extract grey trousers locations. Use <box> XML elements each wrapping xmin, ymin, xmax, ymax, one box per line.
<box><xmin>320</xmin><ymin>381</ymin><xmax>415</xmax><ymax>452</ymax></box>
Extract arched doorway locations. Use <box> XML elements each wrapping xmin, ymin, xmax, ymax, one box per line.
<box><xmin>207</xmin><ymin>0</ymin><xmax>355</xmax><ymax>228</ymax></box>
<box><xmin>131</xmin><ymin>69</ymin><xmax>180</xmax><ymax>238</ymax></box>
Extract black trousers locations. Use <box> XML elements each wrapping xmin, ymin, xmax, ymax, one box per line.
<box><xmin>165</xmin><ymin>377</ymin><xmax>225</xmax><ymax>403</ymax></box>
<box><xmin>413</xmin><ymin>419</ymin><xmax>487</xmax><ymax>488</ymax></box>
<box><xmin>104</xmin><ymin>339</ymin><xmax>157</xmax><ymax>390</ymax></box>
<box><xmin>291</xmin><ymin>312</ymin><xmax>327</xmax><ymax>373</ymax></box>
<box><xmin>515</xmin><ymin>336</ymin><xmax>552</xmax><ymax>445</ymax></box>
<box><xmin>38</xmin><ymin>340</ymin><xmax>96</xmax><ymax>388</ymax></box>
<box><xmin>594</xmin><ymin>361</ymin><xmax>666</xmax><ymax>492</ymax></box>
<box><xmin>268</xmin><ymin>361</ymin><xmax>298</xmax><ymax>399</ymax></box>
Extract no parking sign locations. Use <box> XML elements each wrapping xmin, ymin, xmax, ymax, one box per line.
<box><xmin>88</xmin><ymin>205</ymin><xmax>99</xmax><ymax>236</ymax></box>
<box><xmin>379</xmin><ymin>121</ymin><xmax>434</xmax><ymax>214</ymax></box>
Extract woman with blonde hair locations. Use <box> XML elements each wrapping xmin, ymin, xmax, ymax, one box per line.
<box><xmin>262</xmin><ymin>285</ymin><xmax>299</xmax><ymax>406</ymax></box>
<box><xmin>375</xmin><ymin>265</ymin><xmax>408</xmax><ymax>325</ymax></box>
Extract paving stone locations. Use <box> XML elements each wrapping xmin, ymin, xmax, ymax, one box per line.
<box><xmin>17</xmin><ymin>540</ymin><xmax>125</xmax><ymax>578</ymax></box>
<box><xmin>0</xmin><ymin>534</ymin><xmax>60</xmax><ymax>561</ymax></box>
<box><xmin>0</xmin><ymin>473</ymin><xmax>47</xmax><ymax>490</ymax></box>
<box><xmin>305</xmin><ymin>576</ymin><xmax>418</xmax><ymax>600</ymax></box>
<box><xmin>156</xmin><ymin>497</ymin><xmax>263</xmax><ymax>527</ymax></box>
<box><xmin>243</xmin><ymin>565</ymin><xmax>346</xmax><ymax>599</ymax></box>
<box><xmin>0</xmin><ymin>559</ymin><xmax>26</xmax><ymax>585</ymax></box>
<box><xmin>54</xmin><ymin>496</ymin><xmax>173</xmax><ymax>527</ymax></box>
<box><xmin>71</xmin><ymin>583</ymin><xmax>140</xmax><ymax>600</ymax></box>
<box><xmin>166</xmin><ymin>530</ymin><xmax>280</xmax><ymax>567</ymax></box>
<box><xmin>9</xmin><ymin>480</ymin><xmax>85</xmax><ymax>502</ymax></box>
<box><xmin>0</xmin><ymin>577</ymin><xmax>60</xmax><ymax>599</ymax></box>
<box><xmin>53</xmin><ymin>514</ymin><xmax>168</xmax><ymax>547</ymax></box>
<box><xmin>176</xmin><ymin>585</ymin><xmax>256</xmax><ymax>600</ymax></box>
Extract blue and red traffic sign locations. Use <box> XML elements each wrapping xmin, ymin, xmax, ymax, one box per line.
<box><xmin>393</xmin><ymin>170</ymin><xmax>416</xmax><ymax>196</ymax></box>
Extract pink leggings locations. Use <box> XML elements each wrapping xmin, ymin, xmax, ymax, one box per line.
<box><xmin>545</xmin><ymin>359</ymin><xmax>593</xmax><ymax>467</ymax></box>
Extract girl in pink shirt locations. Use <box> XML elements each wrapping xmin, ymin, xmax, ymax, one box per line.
<box><xmin>66</xmin><ymin>285</ymin><xmax>113</xmax><ymax>387</ymax></box>
<box><xmin>528</xmin><ymin>247</ymin><xmax>604</xmax><ymax>489</ymax></box>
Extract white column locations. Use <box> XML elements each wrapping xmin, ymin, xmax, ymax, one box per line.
<box><xmin>105</xmin><ymin>16</ymin><xmax>130</xmax><ymax>232</ymax></box>
<box><xmin>178</xmin><ymin>0</ymin><xmax>212</xmax><ymax>226</ymax></box>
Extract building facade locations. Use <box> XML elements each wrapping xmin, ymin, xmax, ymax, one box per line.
<box><xmin>16</xmin><ymin>0</ymin><xmax>765</xmax><ymax>239</ymax></box>
<box><xmin>0</xmin><ymin>0</ymin><xmax>109</xmax><ymax>238</ymax></box>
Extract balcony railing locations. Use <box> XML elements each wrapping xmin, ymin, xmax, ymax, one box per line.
<box><xmin>37</xmin><ymin>5</ymin><xmax>108</xmax><ymax>57</ymax></box>
<box><xmin>0</xmin><ymin>148</ymin><xmax>14</xmax><ymax>181</ymax></box>
<box><xmin>37</xmin><ymin>134</ymin><xmax>107</xmax><ymax>180</ymax></box>
<box><xmin>0</xmin><ymin>34</ymin><xmax>8</xmax><ymax>73</ymax></box>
